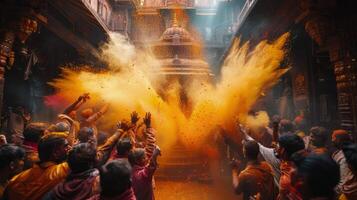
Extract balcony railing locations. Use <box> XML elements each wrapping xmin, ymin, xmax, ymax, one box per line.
<box><xmin>234</xmin><ymin>0</ymin><xmax>257</xmax><ymax>32</ymax></box>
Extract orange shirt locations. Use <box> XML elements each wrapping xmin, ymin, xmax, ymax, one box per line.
<box><xmin>235</xmin><ymin>162</ymin><xmax>277</xmax><ymax>200</ymax></box>
<box><xmin>4</xmin><ymin>162</ymin><xmax>69</xmax><ymax>200</ymax></box>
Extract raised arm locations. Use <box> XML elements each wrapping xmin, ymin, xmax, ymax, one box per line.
<box><xmin>237</xmin><ymin>123</ymin><xmax>254</xmax><ymax>142</ymax></box>
<box><xmin>96</xmin><ymin>127</ymin><xmax>125</xmax><ymax>166</ymax></box>
<box><xmin>139</xmin><ymin>146</ymin><xmax>161</xmax><ymax>180</ymax></box>
<box><xmin>143</xmin><ymin>112</ymin><xmax>156</xmax><ymax>159</ymax></box>
<box><xmin>86</xmin><ymin>103</ymin><xmax>109</xmax><ymax>124</ymax></box>
<box><xmin>63</xmin><ymin>93</ymin><xmax>90</xmax><ymax>114</ymax></box>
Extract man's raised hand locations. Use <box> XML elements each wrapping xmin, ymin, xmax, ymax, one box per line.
<box><xmin>131</xmin><ymin>111</ymin><xmax>140</xmax><ymax>125</ymax></box>
<box><xmin>143</xmin><ymin>112</ymin><xmax>151</xmax><ymax>128</ymax></box>
<box><xmin>78</xmin><ymin>93</ymin><xmax>90</xmax><ymax>102</ymax></box>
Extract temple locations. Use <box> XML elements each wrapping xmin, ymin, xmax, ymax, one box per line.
<box><xmin>1</xmin><ymin>0</ymin><xmax>357</xmax><ymax>199</ymax></box>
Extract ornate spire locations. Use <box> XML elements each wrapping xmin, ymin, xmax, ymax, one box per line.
<box><xmin>172</xmin><ymin>12</ymin><xmax>178</xmax><ymax>27</ymax></box>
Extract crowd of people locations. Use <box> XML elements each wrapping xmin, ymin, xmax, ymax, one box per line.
<box><xmin>0</xmin><ymin>94</ymin><xmax>160</xmax><ymax>200</ymax></box>
<box><xmin>0</xmin><ymin>93</ymin><xmax>357</xmax><ymax>200</ymax></box>
<box><xmin>232</xmin><ymin>116</ymin><xmax>357</xmax><ymax>200</ymax></box>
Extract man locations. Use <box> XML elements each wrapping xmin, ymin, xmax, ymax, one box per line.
<box><xmin>239</xmin><ymin>124</ymin><xmax>281</xmax><ymax>187</ymax></box>
<box><xmin>88</xmin><ymin>159</ymin><xmax>136</xmax><ymax>200</ymax></box>
<box><xmin>309</xmin><ymin>126</ymin><xmax>329</xmax><ymax>155</ymax></box>
<box><xmin>80</xmin><ymin>103</ymin><xmax>109</xmax><ymax>136</ymax></box>
<box><xmin>22</xmin><ymin>122</ymin><xmax>48</xmax><ymax>169</ymax></box>
<box><xmin>341</xmin><ymin>143</ymin><xmax>357</xmax><ymax>199</ymax></box>
<box><xmin>98</xmin><ymin>131</ymin><xmax>109</xmax><ymax>146</ymax></box>
<box><xmin>43</xmin><ymin>143</ymin><xmax>100</xmax><ymax>200</ymax></box>
<box><xmin>293</xmin><ymin>155</ymin><xmax>340</xmax><ymax>200</ymax></box>
<box><xmin>58</xmin><ymin>93</ymin><xmax>90</xmax><ymax>137</ymax></box>
<box><xmin>0</xmin><ymin>135</ymin><xmax>7</xmax><ymax>145</ymax></box>
<box><xmin>77</xmin><ymin>126</ymin><xmax>126</xmax><ymax>166</ymax></box>
<box><xmin>114</xmin><ymin>137</ymin><xmax>133</xmax><ymax>159</ymax></box>
<box><xmin>232</xmin><ymin>140</ymin><xmax>276</xmax><ymax>200</ymax></box>
<box><xmin>331</xmin><ymin>130</ymin><xmax>356</xmax><ymax>198</ymax></box>
<box><xmin>3</xmin><ymin>133</ymin><xmax>71</xmax><ymax>200</ymax></box>
<box><xmin>0</xmin><ymin>144</ymin><xmax>25</xmax><ymax>198</ymax></box>
<box><xmin>128</xmin><ymin>146</ymin><xmax>160</xmax><ymax>200</ymax></box>
<box><xmin>276</xmin><ymin>133</ymin><xmax>306</xmax><ymax>200</ymax></box>
<box><xmin>279</xmin><ymin>119</ymin><xmax>295</xmax><ymax>135</ymax></box>
<box><xmin>46</xmin><ymin>122</ymin><xmax>75</xmax><ymax>146</ymax></box>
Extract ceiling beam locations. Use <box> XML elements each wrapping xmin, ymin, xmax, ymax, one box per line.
<box><xmin>34</xmin><ymin>12</ymin><xmax>100</xmax><ymax>58</ymax></box>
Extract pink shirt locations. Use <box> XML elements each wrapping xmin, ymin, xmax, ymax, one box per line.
<box><xmin>131</xmin><ymin>163</ymin><xmax>156</xmax><ymax>200</ymax></box>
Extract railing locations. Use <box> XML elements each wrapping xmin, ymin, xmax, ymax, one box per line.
<box><xmin>234</xmin><ymin>0</ymin><xmax>257</xmax><ymax>32</ymax></box>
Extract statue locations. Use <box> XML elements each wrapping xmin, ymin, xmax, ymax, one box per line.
<box><xmin>0</xmin><ymin>13</ymin><xmax>38</xmax><ymax>142</ymax></box>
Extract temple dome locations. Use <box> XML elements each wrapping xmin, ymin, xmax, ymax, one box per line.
<box><xmin>160</xmin><ymin>14</ymin><xmax>192</xmax><ymax>42</ymax></box>
<box><xmin>161</xmin><ymin>25</ymin><xmax>192</xmax><ymax>42</ymax></box>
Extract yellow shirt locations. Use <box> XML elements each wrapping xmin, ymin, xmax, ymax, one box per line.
<box><xmin>5</xmin><ymin>162</ymin><xmax>69</xmax><ymax>200</ymax></box>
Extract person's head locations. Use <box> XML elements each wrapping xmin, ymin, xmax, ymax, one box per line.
<box><xmin>276</xmin><ymin>133</ymin><xmax>305</xmax><ymax>161</ymax></box>
<box><xmin>310</xmin><ymin>126</ymin><xmax>328</xmax><ymax>148</ymax></box>
<box><xmin>279</xmin><ymin>119</ymin><xmax>294</xmax><ymax>134</ymax></box>
<box><xmin>8</xmin><ymin>134</ymin><xmax>24</xmax><ymax>146</ymax></box>
<box><xmin>97</xmin><ymin>131</ymin><xmax>109</xmax><ymax>146</ymax></box>
<box><xmin>47</xmin><ymin>122</ymin><xmax>70</xmax><ymax>133</ymax></box>
<box><xmin>342</xmin><ymin>144</ymin><xmax>357</xmax><ymax>173</ymax></box>
<box><xmin>67</xmin><ymin>143</ymin><xmax>96</xmax><ymax>174</ymax></box>
<box><xmin>116</xmin><ymin>137</ymin><xmax>133</xmax><ymax>158</ymax></box>
<box><xmin>294</xmin><ymin>115</ymin><xmax>307</xmax><ymax>133</ymax></box>
<box><xmin>128</xmin><ymin>148</ymin><xmax>147</xmax><ymax>167</ymax></box>
<box><xmin>77</xmin><ymin>127</ymin><xmax>96</xmax><ymax>146</ymax></box>
<box><xmin>38</xmin><ymin>133</ymin><xmax>70</xmax><ymax>163</ymax></box>
<box><xmin>332</xmin><ymin>129</ymin><xmax>352</xmax><ymax>149</ymax></box>
<box><xmin>243</xmin><ymin>140</ymin><xmax>259</xmax><ymax>161</ymax></box>
<box><xmin>81</xmin><ymin>108</ymin><xmax>94</xmax><ymax>119</ymax></box>
<box><xmin>294</xmin><ymin>155</ymin><xmax>340</xmax><ymax>199</ymax></box>
<box><xmin>0</xmin><ymin>144</ymin><xmax>25</xmax><ymax>177</ymax></box>
<box><xmin>23</xmin><ymin>122</ymin><xmax>49</xmax><ymax>143</ymax></box>
<box><xmin>99</xmin><ymin>159</ymin><xmax>132</xmax><ymax>197</ymax></box>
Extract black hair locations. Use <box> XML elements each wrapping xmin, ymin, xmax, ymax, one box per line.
<box><xmin>23</xmin><ymin>122</ymin><xmax>48</xmax><ymax>143</ymax></box>
<box><xmin>116</xmin><ymin>137</ymin><xmax>133</xmax><ymax>157</ymax></box>
<box><xmin>278</xmin><ymin>133</ymin><xmax>305</xmax><ymax>159</ymax></box>
<box><xmin>48</xmin><ymin>122</ymin><xmax>70</xmax><ymax>132</ymax></box>
<box><xmin>99</xmin><ymin>159</ymin><xmax>132</xmax><ymax>197</ymax></box>
<box><xmin>97</xmin><ymin>131</ymin><xmax>109</xmax><ymax>146</ymax></box>
<box><xmin>342</xmin><ymin>144</ymin><xmax>357</xmax><ymax>172</ymax></box>
<box><xmin>291</xmin><ymin>149</ymin><xmax>309</xmax><ymax>167</ymax></box>
<box><xmin>67</xmin><ymin>143</ymin><xmax>96</xmax><ymax>173</ymax></box>
<box><xmin>335</xmin><ymin>133</ymin><xmax>352</xmax><ymax>149</ymax></box>
<box><xmin>38</xmin><ymin>134</ymin><xmax>67</xmax><ymax>162</ymax></box>
<box><xmin>296</xmin><ymin>155</ymin><xmax>340</xmax><ymax>198</ymax></box>
<box><xmin>77</xmin><ymin>127</ymin><xmax>94</xmax><ymax>143</ymax></box>
<box><xmin>243</xmin><ymin>140</ymin><xmax>259</xmax><ymax>160</ymax></box>
<box><xmin>279</xmin><ymin>119</ymin><xmax>294</xmax><ymax>134</ymax></box>
<box><xmin>0</xmin><ymin>144</ymin><xmax>25</xmax><ymax>169</ymax></box>
<box><xmin>128</xmin><ymin>148</ymin><xmax>146</xmax><ymax>166</ymax></box>
<box><xmin>310</xmin><ymin>126</ymin><xmax>328</xmax><ymax>147</ymax></box>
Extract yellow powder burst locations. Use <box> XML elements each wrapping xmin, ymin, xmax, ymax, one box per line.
<box><xmin>49</xmin><ymin>32</ymin><xmax>289</xmax><ymax>150</ymax></box>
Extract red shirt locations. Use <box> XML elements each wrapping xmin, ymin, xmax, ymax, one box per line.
<box><xmin>131</xmin><ymin>163</ymin><xmax>156</xmax><ymax>200</ymax></box>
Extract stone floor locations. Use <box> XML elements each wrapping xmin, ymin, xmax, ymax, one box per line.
<box><xmin>154</xmin><ymin>179</ymin><xmax>241</xmax><ymax>200</ymax></box>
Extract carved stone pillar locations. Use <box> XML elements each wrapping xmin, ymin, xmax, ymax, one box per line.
<box><xmin>329</xmin><ymin>38</ymin><xmax>357</xmax><ymax>134</ymax></box>
<box><xmin>0</xmin><ymin>31</ymin><xmax>15</xmax><ymax>117</ymax></box>
<box><xmin>0</xmin><ymin>6</ymin><xmax>37</xmax><ymax>138</ymax></box>
<box><xmin>300</xmin><ymin>0</ymin><xmax>357</xmax><ymax>135</ymax></box>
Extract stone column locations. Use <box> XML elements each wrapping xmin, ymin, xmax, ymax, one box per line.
<box><xmin>300</xmin><ymin>0</ymin><xmax>357</xmax><ymax>135</ymax></box>
<box><xmin>0</xmin><ymin>31</ymin><xmax>15</xmax><ymax>117</ymax></box>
